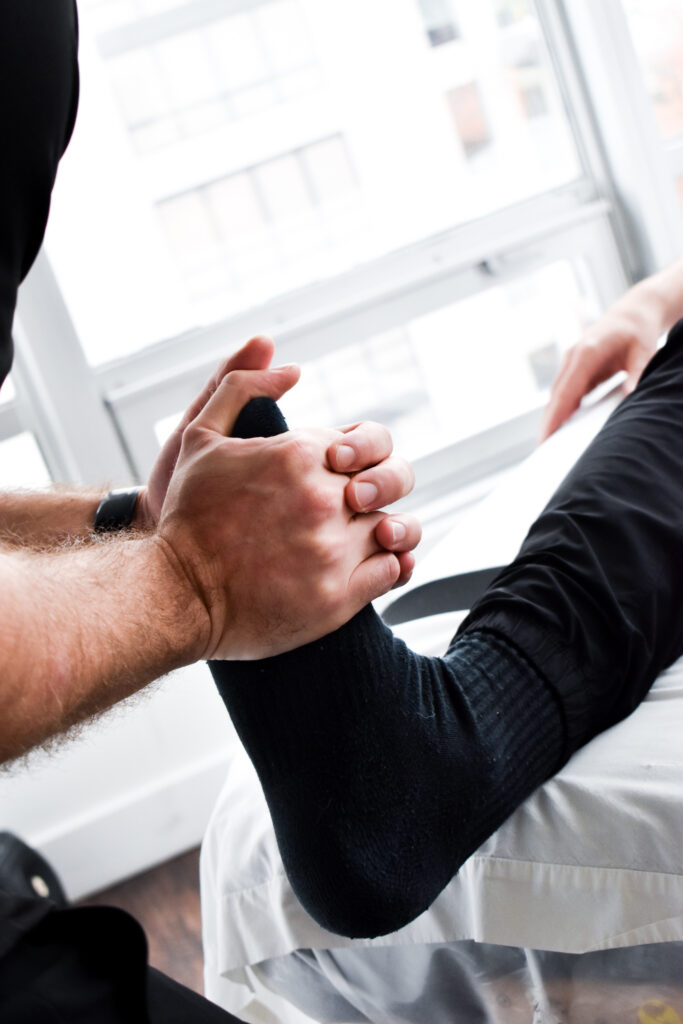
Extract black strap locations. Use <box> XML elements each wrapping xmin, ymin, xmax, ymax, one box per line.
<box><xmin>381</xmin><ymin>566</ymin><xmax>505</xmax><ymax>626</ymax></box>
<box><xmin>93</xmin><ymin>488</ymin><xmax>142</xmax><ymax>533</ymax></box>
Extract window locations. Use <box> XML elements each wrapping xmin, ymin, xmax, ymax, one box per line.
<box><xmin>622</xmin><ymin>0</ymin><xmax>683</xmax><ymax>219</ymax></box>
<box><xmin>0</xmin><ymin>376</ymin><xmax>15</xmax><ymax>405</ymax></box>
<box><xmin>156</xmin><ymin>135</ymin><xmax>360</xmax><ymax>315</ymax></box>
<box><xmin>448</xmin><ymin>83</ymin><xmax>492</xmax><ymax>158</ymax></box>
<box><xmin>45</xmin><ymin>0</ymin><xmax>583</xmax><ymax>366</ymax></box>
<box><xmin>494</xmin><ymin>0</ymin><xmax>533</xmax><ymax>28</ymax></box>
<box><xmin>279</xmin><ymin>260</ymin><xmax>595</xmax><ymax>461</ymax></box>
<box><xmin>0</xmin><ymin>433</ymin><xmax>50</xmax><ymax>489</ymax></box>
<box><xmin>622</xmin><ymin>0</ymin><xmax>683</xmax><ymax>143</ymax></box>
<box><xmin>417</xmin><ymin>0</ymin><xmax>460</xmax><ymax>47</ymax></box>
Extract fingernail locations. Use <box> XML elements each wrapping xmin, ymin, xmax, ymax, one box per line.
<box><xmin>354</xmin><ymin>482</ymin><xmax>378</xmax><ymax>509</ymax></box>
<box><xmin>336</xmin><ymin>444</ymin><xmax>355</xmax><ymax>469</ymax></box>
<box><xmin>389</xmin><ymin>521</ymin><xmax>406</xmax><ymax>543</ymax></box>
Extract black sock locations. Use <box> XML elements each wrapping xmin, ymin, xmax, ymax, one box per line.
<box><xmin>209</xmin><ymin>399</ymin><xmax>563</xmax><ymax>938</ymax></box>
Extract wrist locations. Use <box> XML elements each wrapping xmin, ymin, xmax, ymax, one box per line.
<box><xmin>133</xmin><ymin>487</ymin><xmax>154</xmax><ymax>532</ymax></box>
<box><xmin>94</xmin><ymin>487</ymin><xmax>144</xmax><ymax>534</ymax></box>
<box><xmin>619</xmin><ymin>280</ymin><xmax>669</xmax><ymax>339</ymax></box>
<box><xmin>149</xmin><ymin>534</ymin><xmax>213</xmax><ymax>665</ymax></box>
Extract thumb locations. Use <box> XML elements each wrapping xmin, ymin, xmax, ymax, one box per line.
<box><xmin>193</xmin><ymin>364</ymin><xmax>300</xmax><ymax>437</ymax></box>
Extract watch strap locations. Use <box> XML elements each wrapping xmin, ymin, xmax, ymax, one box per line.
<box><xmin>94</xmin><ymin>487</ymin><xmax>143</xmax><ymax>533</ymax></box>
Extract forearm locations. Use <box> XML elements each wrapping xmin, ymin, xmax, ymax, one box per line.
<box><xmin>0</xmin><ymin>488</ymin><xmax>104</xmax><ymax>547</ymax></box>
<box><xmin>0</xmin><ymin>536</ymin><xmax>208</xmax><ymax>762</ymax></box>
<box><xmin>611</xmin><ymin>257</ymin><xmax>683</xmax><ymax>337</ymax></box>
<box><xmin>0</xmin><ymin>486</ymin><xmax>152</xmax><ymax>548</ymax></box>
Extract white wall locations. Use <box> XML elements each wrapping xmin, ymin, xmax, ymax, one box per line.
<box><xmin>0</xmin><ymin>662</ymin><xmax>235</xmax><ymax>899</ymax></box>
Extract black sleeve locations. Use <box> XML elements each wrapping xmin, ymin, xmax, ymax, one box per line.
<box><xmin>0</xmin><ymin>0</ymin><xmax>79</xmax><ymax>385</ymax></box>
<box><xmin>211</xmin><ymin>322</ymin><xmax>683</xmax><ymax>939</ymax></box>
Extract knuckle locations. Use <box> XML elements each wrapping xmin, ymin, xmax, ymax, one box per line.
<box><xmin>282</xmin><ymin>435</ymin><xmax>318</xmax><ymax>475</ymax></box>
<box><xmin>216</xmin><ymin>356</ymin><xmax>233</xmax><ymax>380</ymax></box>
<box><xmin>402</xmin><ymin>515</ymin><xmax>422</xmax><ymax>544</ymax></box>
<box><xmin>581</xmin><ymin>338</ymin><xmax>601</xmax><ymax>357</ymax></box>
<box><xmin>181</xmin><ymin>421</ymin><xmax>203</xmax><ymax>448</ymax></box>
<box><xmin>310</xmin><ymin>564</ymin><xmax>342</xmax><ymax>606</ymax></box>
<box><xmin>397</xmin><ymin>457</ymin><xmax>415</xmax><ymax>489</ymax></box>
<box><xmin>352</xmin><ymin>420</ymin><xmax>393</xmax><ymax>454</ymax></box>
<box><xmin>308</xmin><ymin>486</ymin><xmax>339</xmax><ymax>526</ymax></box>
<box><xmin>224</xmin><ymin>368</ymin><xmax>250</xmax><ymax>390</ymax></box>
<box><xmin>313</xmin><ymin>536</ymin><xmax>339</xmax><ymax>570</ymax></box>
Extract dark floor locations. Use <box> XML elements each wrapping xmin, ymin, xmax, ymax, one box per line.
<box><xmin>78</xmin><ymin>847</ymin><xmax>204</xmax><ymax>995</ymax></box>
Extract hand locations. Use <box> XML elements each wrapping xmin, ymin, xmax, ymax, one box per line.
<box><xmin>156</xmin><ymin>365</ymin><xmax>418</xmax><ymax>660</ymax></box>
<box><xmin>540</xmin><ymin>312</ymin><xmax>659</xmax><ymax>443</ymax></box>
<box><xmin>327</xmin><ymin>422</ymin><xmax>421</xmax><ymax>586</ymax></box>
<box><xmin>136</xmin><ymin>335</ymin><xmax>275</xmax><ymax>529</ymax></box>
<box><xmin>137</xmin><ymin>340</ymin><xmax>421</xmax><ymax>584</ymax></box>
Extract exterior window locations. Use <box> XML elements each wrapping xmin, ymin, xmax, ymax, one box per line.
<box><xmin>156</xmin><ymin>135</ymin><xmax>360</xmax><ymax>310</ymax></box>
<box><xmin>106</xmin><ymin>4</ymin><xmax>319</xmax><ymax>155</ymax></box>
<box><xmin>677</xmin><ymin>174</ymin><xmax>683</xmax><ymax>214</ymax></box>
<box><xmin>448</xmin><ymin>83</ymin><xmax>492</xmax><ymax>158</ymax></box>
<box><xmin>0</xmin><ymin>376</ymin><xmax>15</xmax><ymax>405</ymax></box>
<box><xmin>277</xmin><ymin>260</ymin><xmax>597</xmax><ymax>462</ymax></box>
<box><xmin>417</xmin><ymin>0</ymin><xmax>460</xmax><ymax>47</ymax></box>
<box><xmin>494</xmin><ymin>0</ymin><xmax>533</xmax><ymax>29</ymax></box>
<box><xmin>47</xmin><ymin>0</ymin><xmax>582</xmax><ymax>366</ymax></box>
<box><xmin>623</xmin><ymin>0</ymin><xmax>683</xmax><ymax>143</ymax></box>
<box><xmin>0</xmin><ymin>433</ymin><xmax>51</xmax><ymax>489</ymax></box>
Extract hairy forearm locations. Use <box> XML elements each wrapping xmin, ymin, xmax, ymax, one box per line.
<box><xmin>0</xmin><ymin>488</ymin><xmax>105</xmax><ymax>548</ymax></box>
<box><xmin>0</xmin><ymin>486</ymin><xmax>153</xmax><ymax>549</ymax></box>
<box><xmin>0</xmin><ymin>536</ymin><xmax>209</xmax><ymax>762</ymax></box>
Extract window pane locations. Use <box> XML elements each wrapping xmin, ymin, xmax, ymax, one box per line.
<box><xmin>46</xmin><ymin>0</ymin><xmax>584</xmax><ymax>365</ymax></box>
<box><xmin>418</xmin><ymin>0</ymin><xmax>460</xmax><ymax>47</ymax></box>
<box><xmin>623</xmin><ymin>0</ymin><xmax>683</xmax><ymax>142</ymax></box>
<box><xmin>256</xmin><ymin>1</ymin><xmax>315</xmax><ymax>73</ymax></box>
<box><xmin>448</xmin><ymin>83</ymin><xmax>492</xmax><ymax>157</ymax></box>
<box><xmin>155</xmin><ymin>410</ymin><xmax>181</xmax><ymax>447</ymax></box>
<box><xmin>0</xmin><ymin>376</ymin><xmax>15</xmax><ymax>404</ymax></box>
<box><xmin>0</xmin><ymin>433</ymin><xmax>51</xmax><ymax>488</ymax></box>
<box><xmin>148</xmin><ymin>259</ymin><xmax>599</xmax><ymax>488</ymax></box>
<box><xmin>279</xmin><ymin>260</ymin><xmax>599</xmax><ymax>461</ymax></box>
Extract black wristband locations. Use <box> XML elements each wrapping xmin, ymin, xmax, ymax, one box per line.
<box><xmin>94</xmin><ymin>487</ymin><xmax>143</xmax><ymax>533</ymax></box>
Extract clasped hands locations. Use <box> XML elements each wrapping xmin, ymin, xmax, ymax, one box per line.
<box><xmin>136</xmin><ymin>336</ymin><xmax>421</xmax><ymax>661</ymax></box>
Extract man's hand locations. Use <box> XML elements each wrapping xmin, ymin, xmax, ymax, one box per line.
<box><xmin>156</xmin><ymin>364</ymin><xmax>420</xmax><ymax>660</ymax></box>
<box><xmin>139</xmin><ymin>336</ymin><xmax>420</xmax><ymax>581</ymax></box>
<box><xmin>328</xmin><ymin>421</ymin><xmax>419</xmax><ymax>586</ymax></box>
<box><xmin>137</xmin><ymin>335</ymin><xmax>276</xmax><ymax>529</ymax></box>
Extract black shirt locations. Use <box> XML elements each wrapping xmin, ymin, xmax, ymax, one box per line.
<box><xmin>0</xmin><ymin>0</ymin><xmax>79</xmax><ymax>389</ymax></box>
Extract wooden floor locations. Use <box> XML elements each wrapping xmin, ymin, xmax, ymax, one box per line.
<box><xmin>78</xmin><ymin>847</ymin><xmax>205</xmax><ymax>995</ymax></box>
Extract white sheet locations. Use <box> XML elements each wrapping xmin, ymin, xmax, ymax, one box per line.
<box><xmin>201</xmin><ymin>395</ymin><xmax>683</xmax><ymax>1016</ymax></box>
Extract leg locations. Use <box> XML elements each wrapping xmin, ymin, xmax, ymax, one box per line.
<box><xmin>210</xmin><ymin>322</ymin><xmax>683</xmax><ymax>938</ymax></box>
